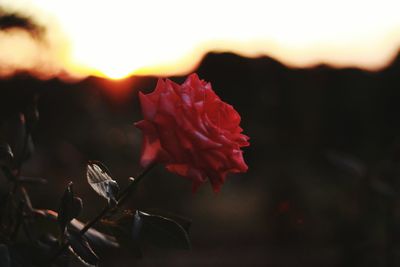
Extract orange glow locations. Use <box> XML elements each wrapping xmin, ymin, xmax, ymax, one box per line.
<box><xmin>1</xmin><ymin>0</ymin><xmax>400</xmax><ymax>79</ymax></box>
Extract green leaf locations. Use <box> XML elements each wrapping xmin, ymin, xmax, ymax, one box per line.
<box><xmin>57</xmin><ymin>182</ymin><xmax>83</xmax><ymax>234</ymax></box>
<box><xmin>134</xmin><ymin>210</ymin><xmax>191</xmax><ymax>250</ymax></box>
<box><xmin>86</xmin><ymin>161</ymin><xmax>119</xmax><ymax>206</ymax></box>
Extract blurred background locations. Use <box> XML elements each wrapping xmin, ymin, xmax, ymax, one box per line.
<box><xmin>1</xmin><ymin>1</ymin><xmax>400</xmax><ymax>266</ymax></box>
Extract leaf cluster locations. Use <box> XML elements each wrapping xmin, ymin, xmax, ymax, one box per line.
<box><xmin>0</xmin><ymin>96</ymin><xmax>192</xmax><ymax>266</ymax></box>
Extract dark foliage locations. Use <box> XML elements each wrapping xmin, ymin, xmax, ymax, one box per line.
<box><xmin>0</xmin><ymin>94</ymin><xmax>191</xmax><ymax>266</ymax></box>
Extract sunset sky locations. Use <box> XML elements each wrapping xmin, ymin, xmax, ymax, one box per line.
<box><xmin>1</xmin><ymin>0</ymin><xmax>400</xmax><ymax>79</ymax></box>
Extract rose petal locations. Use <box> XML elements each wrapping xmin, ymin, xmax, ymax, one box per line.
<box><xmin>138</xmin><ymin>92</ymin><xmax>157</xmax><ymax>120</ymax></box>
<box><xmin>134</xmin><ymin>120</ymin><xmax>162</xmax><ymax>167</ymax></box>
<box><xmin>135</xmin><ymin>73</ymin><xmax>249</xmax><ymax>192</ymax></box>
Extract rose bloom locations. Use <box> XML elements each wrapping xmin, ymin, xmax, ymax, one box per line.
<box><xmin>135</xmin><ymin>73</ymin><xmax>249</xmax><ymax>192</ymax></box>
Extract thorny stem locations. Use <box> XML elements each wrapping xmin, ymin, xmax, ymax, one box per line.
<box><xmin>115</xmin><ymin>162</ymin><xmax>156</xmax><ymax>207</ymax></box>
<box><xmin>49</xmin><ymin>163</ymin><xmax>156</xmax><ymax>265</ymax></box>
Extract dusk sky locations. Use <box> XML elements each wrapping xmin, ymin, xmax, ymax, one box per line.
<box><xmin>1</xmin><ymin>0</ymin><xmax>400</xmax><ymax>79</ymax></box>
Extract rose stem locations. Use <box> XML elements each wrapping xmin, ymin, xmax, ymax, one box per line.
<box><xmin>81</xmin><ymin>162</ymin><xmax>155</xmax><ymax>233</ymax></box>
<box><xmin>49</xmin><ymin>163</ymin><xmax>156</xmax><ymax>264</ymax></box>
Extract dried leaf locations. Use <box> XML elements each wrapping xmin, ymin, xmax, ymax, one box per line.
<box><xmin>87</xmin><ymin>162</ymin><xmax>119</xmax><ymax>206</ymax></box>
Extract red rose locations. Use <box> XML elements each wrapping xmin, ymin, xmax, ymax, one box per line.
<box><xmin>135</xmin><ymin>73</ymin><xmax>249</xmax><ymax>192</ymax></box>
